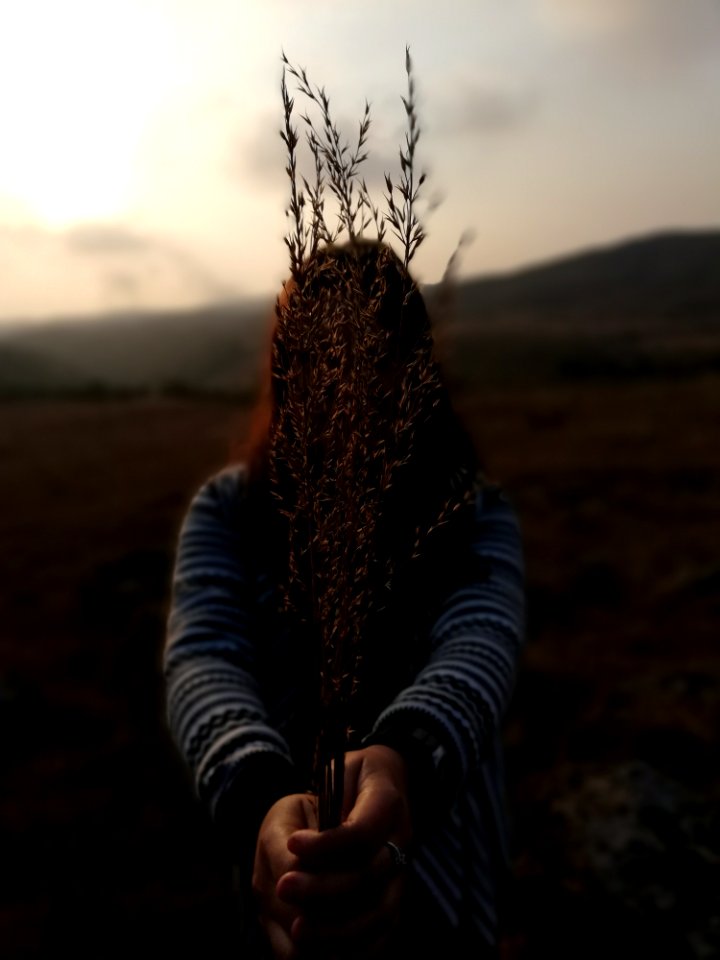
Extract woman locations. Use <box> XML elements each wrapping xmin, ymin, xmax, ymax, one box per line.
<box><xmin>164</xmin><ymin>241</ymin><xmax>524</xmax><ymax>958</ymax></box>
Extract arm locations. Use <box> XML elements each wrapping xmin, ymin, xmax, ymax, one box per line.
<box><xmin>363</xmin><ymin>484</ymin><xmax>525</xmax><ymax>813</ymax></box>
<box><xmin>163</xmin><ymin>467</ymin><xmax>300</xmax><ymax>864</ymax></box>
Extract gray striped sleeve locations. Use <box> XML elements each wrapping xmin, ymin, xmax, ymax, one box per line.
<box><xmin>163</xmin><ymin>469</ymin><xmax>296</xmax><ymax>831</ymax></box>
<box><xmin>368</xmin><ymin>486</ymin><xmax>525</xmax><ymax>787</ymax></box>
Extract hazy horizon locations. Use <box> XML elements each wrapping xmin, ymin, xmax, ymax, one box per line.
<box><xmin>1</xmin><ymin>224</ymin><xmax>716</xmax><ymax>329</ymax></box>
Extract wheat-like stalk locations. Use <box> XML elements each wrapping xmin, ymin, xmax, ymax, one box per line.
<box><xmin>384</xmin><ymin>47</ymin><xmax>426</xmax><ymax>269</ymax></box>
<box><xmin>281</xmin><ymin>47</ymin><xmax>426</xmax><ymax>272</ymax></box>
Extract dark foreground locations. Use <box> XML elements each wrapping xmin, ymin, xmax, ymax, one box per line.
<box><xmin>1</xmin><ymin>375</ymin><xmax>718</xmax><ymax>958</ymax></box>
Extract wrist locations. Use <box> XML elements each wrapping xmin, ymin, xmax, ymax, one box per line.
<box><xmin>361</xmin><ymin>743</ymin><xmax>409</xmax><ymax>790</ymax></box>
<box><xmin>363</xmin><ymin>725</ymin><xmax>449</xmax><ymax>828</ymax></box>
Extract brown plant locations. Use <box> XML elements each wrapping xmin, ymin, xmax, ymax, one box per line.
<box><xmin>272</xmin><ymin>52</ymin><xmax>478</xmax><ymax>828</ymax></box>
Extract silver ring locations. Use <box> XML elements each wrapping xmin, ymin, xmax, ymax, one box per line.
<box><xmin>385</xmin><ymin>840</ymin><xmax>409</xmax><ymax>869</ymax></box>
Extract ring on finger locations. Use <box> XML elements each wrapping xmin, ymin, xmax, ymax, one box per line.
<box><xmin>384</xmin><ymin>840</ymin><xmax>409</xmax><ymax>870</ymax></box>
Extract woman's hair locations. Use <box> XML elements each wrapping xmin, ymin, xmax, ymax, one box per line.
<box><xmin>246</xmin><ymin>240</ymin><xmax>480</xmax><ymax>724</ymax></box>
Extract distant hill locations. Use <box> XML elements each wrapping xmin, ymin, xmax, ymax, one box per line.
<box><xmin>448</xmin><ymin>230</ymin><xmax>720</xmax><ymax>332</ymax></box>
<box><xmin>0</xmin><ymin>343</ymin><xmax>88</xmax><ymax>392</ymax></box>
<box><xmin>0</xmin><ymin>300</ymin><xmax>270</xmax><ymax>397</ymax></box>
<box><xmin>434</xmin><ymin>230</ymin><xmax>720</xmax><ymax>384</ymax></box>
<box><xmin>1</xmin><ymin>230</ymin><xmax>718</xmax><ymax>395</ymax></box>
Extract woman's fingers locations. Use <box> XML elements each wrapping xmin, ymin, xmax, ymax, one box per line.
<box><xmin>264</xmin><ymin>749</ymin><xmax>413</xmax><ymax>958</ymax></box>
<box><xmin>288</xmin><ymin>745</ymin><xmax>411</xmax><ymax>868</ymax></box>
<box><xmin>261</xmin><ymin>917</ymin><xmax>297</xmax><ymax>960</ymax></box>
<box><xmin>277</xmin><ymin>842</ymin><xmax>408</xmax><ymax>958</ymax></box>
<box><xmin>277</xmin><ymin>867</ymin><xmax>366</xmax><ymax>907</ymax></box>
<box><xmin>289</xmin><ymin>873</ymin><xmax>406</xmax><ymax>954</ymax></box>
<box><xmin>276</xmin><ymin>846</ymin><xmax>393</xmax><ymax>909</ymax></box>
<box><xmin>287</xmin><ymin>787</ymin><xmax>402</xmax><ymax>867</ymax></box>
<box><xmin>253</xmin><ymin>793</ymin><xmax>320</xmax><ymax>958</ymax></box>
<box><xmin>287</xmin><ymin>815</ymin><xmax>386</xmax><ymax>867</ymax></box>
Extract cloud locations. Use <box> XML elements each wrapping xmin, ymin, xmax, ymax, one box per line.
<box><xmin>538</xmin><ymin>0</ymin><xmax>720</xmax><ymax>67</ymax></box>
<box><xmin>63</xmin><ymin>223</ymin><xmax>236</xmax><ymax>302</ymax></box>
<box><xmin>64</xmin><ymin>224</ymin><xmax>152</xmax><ymax>254</ymax></box>
<box><xmin>431</xmin><ymin>84</ymin><xmax>538</xmax><ymax>137</ymax></box>
<box><xmin>539</xmin><ymin>0</ymin><xmax>640</xmax><ymax>33</ymax></box>
<box><xmin>0</xmin><ymin>222</ymin><xmax>239</xmax><ymax>320</ymax></box>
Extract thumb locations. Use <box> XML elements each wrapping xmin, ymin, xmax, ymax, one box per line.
<box><xmin>288</xmin><ymin>748</ymin><xmax>407</xmax><ymax>863</ymax></box>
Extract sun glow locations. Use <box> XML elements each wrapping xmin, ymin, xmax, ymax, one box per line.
<box><xmin>0</xmin><ymin>2</ymin><xmax>185</xmax><ymax>226</ymax></box>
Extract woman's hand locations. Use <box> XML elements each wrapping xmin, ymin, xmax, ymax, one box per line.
<box><xmin>252</xmin><ymin>793</ymin><xmax>319</xmax><ymax>960</ymax></box>
<box><xmin>276</xmin><ymin>745</ymin><xmax>413</xmax><ymax>958</ymax></box>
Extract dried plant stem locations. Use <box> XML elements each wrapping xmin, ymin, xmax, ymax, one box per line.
<box><xmin>384</xmin><ymin>47</ymin><xmax>426</xmax><ymax>268</ymax></box>
<box><xmin>316</xmin><ymin>715</ymin><xmax>346</xmax><ymax>830</ymax></box>
<box><xmin>281</xmin><ymin>47</ymin><xmax>426</xmax><ymax>270</ymax></box>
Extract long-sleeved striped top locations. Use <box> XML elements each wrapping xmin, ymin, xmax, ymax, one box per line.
<box><xmin>164</xmin><ymin>464</ymin><xmax>525</xmax><ymax>953</ymax></box>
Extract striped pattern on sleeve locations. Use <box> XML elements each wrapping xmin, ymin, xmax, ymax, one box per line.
<box><xmin>164</xmin><ymin>467</ymin><xmax>295</xmax><ymax>814</ymax></box>
<box><xmin>367</xmin><ymin>485</ymin><xmax>525</xmax><ymax>948</ymax></box>
<box><xmin>369</xmin><ymin>485</ymin><xmax>524</xmax><ymax>780</ymax></box>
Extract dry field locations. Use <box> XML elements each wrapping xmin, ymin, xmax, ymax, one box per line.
<box><xmin>1</xmin><ymin>374</ymin><xmax>718</xmax><ymax>958</ymax></box>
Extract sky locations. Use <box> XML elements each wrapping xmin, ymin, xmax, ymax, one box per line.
<box><xmin>0</xmin><ymin>0</ymin><xmax>718</xmax><ymax>321</ymax></box>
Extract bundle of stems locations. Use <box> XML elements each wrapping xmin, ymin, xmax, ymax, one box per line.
<box><xmin>314</xmin><ymin>702</ymin><xmax>348</xmax><ymax>831</ymax></box>
<box><xmin>278</xmin><ymin>49</ymin><xmax>428</xmax><ymax>830</ymax></box>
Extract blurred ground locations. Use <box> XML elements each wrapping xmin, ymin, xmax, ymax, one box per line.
<box><xmin>0</xmin><ymin>374</ymin><xmax>718</xmax><ymax>958</ymax></box>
